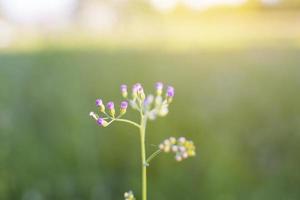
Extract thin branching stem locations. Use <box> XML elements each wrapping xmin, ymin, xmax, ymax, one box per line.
<box><xmin>113</xmin><ymin>118</ymin><xmax>141</xmax><ymax>128</ymax></box>
<box><xmin>146</xmin><ymin>149</ymin><xmax>162</xmax><ymax>166</ymax></box>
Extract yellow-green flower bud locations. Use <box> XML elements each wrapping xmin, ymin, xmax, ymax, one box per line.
<box><xmin>121</xmin><ymin>84</ymin><xmax>128</xmax><ymax>98</ymax></box>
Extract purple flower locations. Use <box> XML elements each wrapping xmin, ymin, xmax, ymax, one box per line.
<box><xmin>120</xmin><ymin>101</ymin><xmax>128</xmax><ymax>109</ymax></box>
<box><xmin>167</xmin><ymin>86</ymin><xmax>175</xmax><ymax>97</ymax></box>
<box><xmin>97</xmin><ymin>118</ymin><xmax>105</xmax><ymax>126</ymax></box>
<box><xmin>107</xmin><ymin>101</ymin><xmax>115</xmax><ymax>110</ymax></box>
<box><xmin>132</xmin><ymin>83</ymin><xmax>142</xmax><ymax>93</ymax></box>
<box><xmin>96</xmin><ymin>99</ymin><xmax>103</xmax><ymax>107</ymax></box>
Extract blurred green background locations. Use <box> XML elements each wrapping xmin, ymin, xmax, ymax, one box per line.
<box><xmin>1</xmin><ymin>0</ymin><xmax>300</xmax><ymax>200</ymax></box>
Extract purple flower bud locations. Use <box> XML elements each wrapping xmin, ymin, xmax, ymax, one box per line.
<box><xmin>167</xmin><ymin>86</ymin><xmax>175</xmax><ymax>97</ymax></box>
<box><xmin>120</xmin><ymin>101</ymin><xmax>128</xmax><ymax>109</ymax></box>
<box><xmin>133</xmin><ymin>83</ymin><xmax>142</xmax><ymax>93</ymax></box>
<box><xmin>156</xmin><ymin>82</ymin><xmax>163</xmax><ymax>90</ymax></box>
<box><xmin>96</xmin><ymin>99</ymin><xmax>103</xmax><ymax>107</ymax></box>
<box><xmin>121</xmin><ymin>84</ymin><xmax>128</xmax><ymax>98</ymax></box>
<box><xmin>97</xmin><ymin>118</ymin><xmax>105</xmax><ymax>126</ymax></box>
<box><xmin>121</xmin><ymin>84</ymin><xmax>127</xmax><ymax>92</ymax></box>
<box><xmin>107</xmin><ymin>101</ymin><xmax>114</xmax><ymax>110</ymax></box>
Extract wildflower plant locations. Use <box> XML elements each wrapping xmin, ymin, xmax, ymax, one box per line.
<box><xmin>89</xmin><ymin>82</ymin><xmax>196</xmax><ymax>200</ymax></box>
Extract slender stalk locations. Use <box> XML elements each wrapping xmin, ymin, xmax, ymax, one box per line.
<box><xmin>146</xmin><ymin>149</ymin><xmax>162</xmax><ymax>165</ymax></box>
<box><xmin>113</xmin><ymin>118</ymin><xmax>141</xmax><ymax>128</ymax></box>
<box><xmin>140</xmin><ymin>116</ymin><xmax>147</xmax><ymax>200</ymax></box>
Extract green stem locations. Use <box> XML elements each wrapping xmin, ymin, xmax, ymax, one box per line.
<box><xmin>140</xmin><ymin>116</ymin><xmax>147</xmax><ymax>200</ymax></box>
<box><xmin>146</xmin><ymin>149</ymin><xmax>162</xmax><ymax>165</ymax></box>
<box><xmin>113</xmin><ymin>118</ymin><xmax>141</xmax><ymax>128</ymax></box>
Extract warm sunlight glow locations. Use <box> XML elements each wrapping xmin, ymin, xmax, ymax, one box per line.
<box><xmin>150</xmin><ymin>0</ymin><xmax>247</xmax><ymax>12</ymax></box>
<box><xmin>0</xmin><ymin>0</ymin><xmax>76</xmax><ymax>24</ymax></box>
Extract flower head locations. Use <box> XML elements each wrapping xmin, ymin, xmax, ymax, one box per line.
<box><xmin>121</xmin><ymin>84</ymin><xmax>128</xmax><ymax>98</ymax></box>
<box><xmin>107</xmin><ymin>101</ymin><xmax>114</xmax><ymax>109</ymax></box>
<box><xmin>96</xmin><ymin>99</ymin><xmax>103</xmax><ymax>107</ymax></box>
<box><xmin>96</xmin><ymin>98</ymin><xmax>105</xmax><ymax>112</ymax></box>
<box><xmin>167</xmin><ymin>86</ymin><xmax>175</xmax><ymax>97</ymax></box>
<box><xmin>132</xmin><ymin>83</ymin><xmax>145</xmax><ymax>101</ymax></box>
<box><xmin>132</xmin><ymin>83</ymin><xmax>141</xmax><ymax>93</ymax></box>
<box><xmin>107</xmin><ymin>101</ymin><xmax>115</xmax><ymax>117</ymax></box>
<box><xmin>159</xmin><ymin>137</ymin><xmax>196</xmax><ymax>162</ymax></box>
<box><xmin>97</xmin><ymin>118</ymin><xmax>108</xmax><ymax>127</ymax></box>
<box><xmin>120</xmin><ymin>101</ymin><xmax>128</xmax><ymax>109</ymax></box>
<box><xmin>166</xmin><ymin>86</ymin><xmax>175</xmax><ymax>103</ymax></box>
<box><xmin>120</xmin><ymin>101</ymin><xmax>128</xmax><ymax>115</ymax></box>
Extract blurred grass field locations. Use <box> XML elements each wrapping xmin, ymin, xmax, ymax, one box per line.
<box><xmin>0</xmin><ymin>10</ymin><xmax>300</xmax><ymax>200</ymax></box>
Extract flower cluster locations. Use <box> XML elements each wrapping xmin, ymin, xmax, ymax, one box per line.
<box><xmin>89</xmin><ymin>82</ymin><xmax>175</xmax><ymax>127</ymax></box>
<box><xmin>122</xmin><ymin>82</ymin><xmax>175</xmax><ymax>120</ymax></box>
<box><xmin>124</xmin><ymin>190</ymin><xmax>135</xmax><ymax>200</ymax></box>
<box><xmin>89</xmin><ymin>98</ymin><xmax>128</xmax><ymax>127</ymax></box>
<box><xmin>159</xmin><ymin>137</ymin><xmax>196</xmax><ymax>162</ymax></box>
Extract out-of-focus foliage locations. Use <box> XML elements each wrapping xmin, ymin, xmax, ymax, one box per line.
<box><xmin>0</xmin><ymin>6</ymin><xmax>300</xmax><ymax>200</ymax></box>
<box><xmin>1</xmin><ymin>45</ymin><xmax>300</xmax><ymax>200</ymax></box>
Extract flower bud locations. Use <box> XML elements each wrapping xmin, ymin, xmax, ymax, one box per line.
<box><xmin>138</xmin><ymin>88</ymin><xmax>145</xmax><ymax>101</ymax></box>
<box><xmin>120</xmin><ymin>101</ymin><xmax>128</xmax><ymax>115</ymax></box>
<box><xmin>89</xmin><ymin>111</ymin><xmax>98</xmax><ymax>121</ymax></box>
<box><xmin>182</xmin><ymin>152</ymin><xmax>189</xmax><ymax>159</ymax></box>
<box><xmin>159</xmin><ymin>137</ymin><xmax>196</xmax><ymax>162</ymax></box>
<box><xmin>175</xmin><ymin>154</ymin><xmax>182</xmax><ymax>162</ymax></box>
<box><xmin>155</xmin><ymin>82</ymin><xmax>163</xmax><ymax>96</ymax></box>
<box><xmin>169</xmin><ymin>137</ymin><xmax>176</xmax><ymax>144</ymax></box>
<box><xmin>107</xmin><ymin>101</ymin><xmax>115</xmax><ymax>117</ymax></box>
<box><xmin>188</xmin><ymin>150</ymin><xmax>196</xmax><ymax>156</ymax></box>
<box><xmin>143</xmin><ymin>95</ymin><xmax>154</xmax><ymax>109</ymax></box>
<box><xmin>172</xmin><ymin>145</ymin><xmax>178</xmax><ymax>152</ymax></box>
<box><xmin>178</xmin><ymin>137</ymin><xmax>186</xmax><ymax>144</ymax></box>
<box><xmin>96</xmin><ymin>99</ymin><xmax>105</xmax><ymax>112</ymax></box>
<box><xmin>179</xmin><ymin>146</ymin><xmax>186</xmax><ymax>152</ymax></box>
<box><xmin>159</xmin><ymin>144</ymin><xmax>164</xmax><ymax>150</ymax></box>
<box><xmin>163</xmin><ymin>145</ymin><xmax>170</xmax><ymax>152</ymax></box>
<box><xmin>166</xmin><ymin>86</ymin><xmax>175</xmax><ymax>103</ymax></box>
<box><xmin>120</xmin><ymin>84</ymin><xmax>128</xmax><ymax>98</ymax></box>
<box><xmin>96</xmin><ymin>99</ymin><xmax>102</xmax><ymax>107</ymax></box>
<box><xmin>97</xmin><ymin>118</ymin><xmax>108</xmax><ymax>127</ymax></box>
<box><xmin>132</xmin><ymin>83</ymin><xmax>141</xmax><ymax>99</ymax></box>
